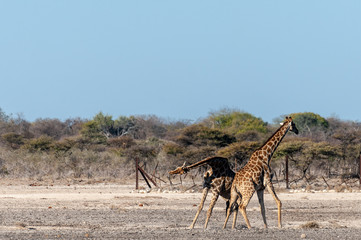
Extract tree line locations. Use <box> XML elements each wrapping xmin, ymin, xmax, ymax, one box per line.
<box><xmin>0</xmin><ymin>107</ymin><xmax>360</xmax><ymax>185</ymax></box>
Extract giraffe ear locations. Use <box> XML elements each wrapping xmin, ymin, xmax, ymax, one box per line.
<box><xmin>280</xmin><ymin>122</ymin><xmax>284</xmax><ymax>126</ymax></box>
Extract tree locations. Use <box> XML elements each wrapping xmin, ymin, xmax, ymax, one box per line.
<box><xmin>176</xmin><ymin>124</ymin><xmax>235</xmax><ymax>147</ymax></box>
<box><xmin>217</xmin><ymin>141</ymin><xmax>260</xmax><ymax>166</ymax></box>
<box><xmin>331</xmin><ymin>121</ymin><xmax>361</xmax><ymax>175</ymax></box>
<box><xmin>303</xmin><ymin>141</ymin><xmax>340</xmax><ymax>177</ymax></box>
<box><xmin>273</xmin><ymin>140</ymin><xmax>306</xmax><ymax>181</ymax></box>
<box><xmin>30</xmin><ymin>118</ymin><xmax>67</xmax><ymax>140</ymax></box>
<box><xmin>133</xmin><ymin>115</ymin><xmax>167</xmax><ymax>139</ymax></box>
<box><xmin>1</xmin><ymin>132</ymin><xmax>24</xmax><ymax>149</ymax></box>
<box><xmin>206</xmin><ymin>108</ymin><xmax>268</xmax><ymax>137</ymax></box>
<box><xmin>0</xmin><ymin>108</ymin><xmax>9</xmax><ymax>122</ymax></box>
<box><xmin>80</xmin><ymin>120</ymin><xmax>107</xmax><ymax>144</ymax></box>
<box><xmin>289</xmin><ymin>112</ymin><xmax>329</xmax><ymax>139</ymax></box>
<box><xmin>114</xmin><ymin>116</ymin><xmax>137</xmax><ymax>138</ymax></box>
<box><xmin>0</xmin><ymin>107</ymin><xmax>10</xmax><ymax>136</ymax></box>
<box><xmin>93</xmin><ymin>112</ymin><xmax>115</xmax><ymax>138</ymax></box>
<box><xmin>23</xmin><ymin>135</ymin><xmax>55</xmax><ymax>152</ymax></box>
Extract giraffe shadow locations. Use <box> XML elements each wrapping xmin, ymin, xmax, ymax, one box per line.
<box><xmin>232</xmin><ymin>225</ymin><xmax>248</xmax><ymax>230</ymax></box>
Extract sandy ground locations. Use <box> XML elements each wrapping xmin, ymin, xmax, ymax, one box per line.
<box><xmin>0</xmin><ymin>183</ymin><xmax>361</xmax><ymax>239</ymax></box>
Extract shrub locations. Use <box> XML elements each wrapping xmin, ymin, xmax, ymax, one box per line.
<box><xmin>23</xmin><ymin>136</ymin><xmax>54</xmax><ymax>152</ymax></box>
<box><xmin>217</xmin><ymin>141</ymin><xmax>260</xmax><ymax>163</ymax></box>
<box><xmin>176</xmin><ymin>124</ymin><xmax>235</xmax><ymax>147</ymax></box>
<box><xmin>207</xmin><ymin>109</ymin><xmax>268</xmax><ymax>135</ymax></box>
<box><xmin>162</xmin><ymin>142</ymin><xmax>185</xmax><ymax>155</ymax></box>
<box><xmin>80</xmin><ymin>121</ymin><xmax>107</xmax><ymax>144</ymax></box>
<box><xmin>108</xmin><ymin>136</ymin><xmax>135</xmax><ymax>149</ymax></box>
<box><xmin>1</xmin><ymin>132</ymin><xmax>24</xmax><ymax>149</ymax></box>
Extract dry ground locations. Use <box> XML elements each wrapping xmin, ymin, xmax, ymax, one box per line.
<box><xmin>0</xmin><ymin>181</ymin><xmax>360</xmax><ymax>239</ymax></box>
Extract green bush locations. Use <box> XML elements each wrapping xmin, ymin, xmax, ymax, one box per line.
<box><xmin>107</xmin><ymin>136</ymin><xmax>135</xmax><ymax>149</ymax></box>
<box><xmin>162</xmin><ymin>142</ymin><xmax>185</xmax><ymax>155</ymax></box>
<box><xmin>176</xmin><ymin>124</ymin><xmax>235</xmax><ymax>147</ymax></box>
<box><xmin>80</xmin><ymin>121</ymin><xmax>107</xmax><ymax>144</ymax></box>
<box><xmin>208</xmin><ymin>109</ymin><xmax>268</xmax><ymax>135</ymax></box>
<box><xmin>290</xmin><ymin>112</ymin><xmax>329</xmax><ymax>134</ymax></box>
<box><xmin>217</xmin><ymin>141</ymin><xmax>260</xmax><ymax>162</ymax></box>
<box><xmin>1</xmin><ymin>132</ymin><xmax>24</xmax><ymax>149</ymax></box>
<box><xmin>23</xmin><ymin>136</ymin><xmax>54</xmax><ymax>152</ymax></box>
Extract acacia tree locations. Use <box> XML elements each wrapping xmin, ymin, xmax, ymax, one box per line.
<box><xmin>331</xmin><ymin>121</ymin><xmax>361</xmax><ymax>175</ymax></box>
<box><xmin>0</xmin><ymin>108</ymin><xmax>10</xmax><ymax>136</ymax></box>
<box><xmin>90</xmin><ymin>112</ymin><xmax>138</xmax><ymax>138</ymax></box>
<box><xmin>175</xmin><ymin>123</ymin><xmax>235</xmax><ymax>147</ymax></box>
<box><xmin>274</xmin><ymin>140</ymin><xmax>304</xmax><ymax>180</ymax></box>
<box><xmin>206</xmin><ymin>108</ymin><xmax>268</xmax><ymax>137</ymax></box>
<box><xmin>217</xmin><ymin>141</ymin><xmax>260</xmax><ymax>170</ymax></box>
<box><xmin>80</xmin><ymin>120</ymin><xmax>107</xmax><ymax>144</ymax></box>
<box><xmin>114</xmin><ymin>116</ymin><xmax>138</xmax><ymax>138</ymax></box>
<box><xmin>93</xmin><ymin>112</ymin><xmax>114</xmax><ymax>138</ymax></box>
<box><xmin>289</xmin><ymin>112</ymin><xmax>329</xmax><ymax>141</ymax></box>
<box><xmin>30</xmin><ymin>118</ymin><xmax>68</xmax><ymax>140</ymax></box>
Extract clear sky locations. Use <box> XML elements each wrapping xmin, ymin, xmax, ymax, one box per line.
<box><xmin>1</xmin><ymin>1</ymin><xmax>360</xmax><ymax>123</ymax></box>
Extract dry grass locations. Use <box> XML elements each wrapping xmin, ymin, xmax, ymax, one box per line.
<box><xmin>15</xmin><ymin>222</ymin><xmax>27</xmax><ymax>228</ymax></box>
<box><xmin>300</xmin><ymin>221</ymin><xmax>320</xmax><ymax>229</ymax></box>
<box><xmin>0</xmin><ymin>146</ymin><xmax>134</xmax><ymax>183</ymax></box>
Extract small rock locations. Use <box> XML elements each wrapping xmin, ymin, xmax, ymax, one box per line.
<box><xmin>301</xmin><ymin>233</ymin><xmax>306</xmax><ymax>238</ymax></box>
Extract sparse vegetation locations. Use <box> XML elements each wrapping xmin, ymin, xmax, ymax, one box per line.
<box><xmin>300</xmin><ymin>221</ymin><xmax>320</xmax><ymax>229</ymax></box>
<box><xmin>0</xmin><ymin>107</ymin><xmax>360</xmax><ymax>186</ymax></box>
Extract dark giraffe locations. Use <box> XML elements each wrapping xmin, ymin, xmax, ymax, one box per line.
<box><xmin>170</xmin><ymin>156</ymin><xmax>235</xmax><ymax>229</ymax></box>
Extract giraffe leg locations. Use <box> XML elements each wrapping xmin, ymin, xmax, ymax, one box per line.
<box><xmin>232</xmin><ymin>198</ymin><xmax>241</xmax><ymax>229</ymax></box>
<box><xmin>231</xmin><ymin>199</ymin><xmax>239</xmax><ymax>229</ymax></box>
<box><xmin>223</xmin><ymin>191</ymin><xmax>237</xmax><ymax>229</ymax></box>
<box><xmin>225</xmin><ymin>200</ymin><xmax>230</xmax><ymax>216</ymax></box>
<box><xmin>204</xmin><ymin>192</ymin><xmax>219</xmax><ymax>229</ymax></box>
<box><xmin>189</xmin><ymin>187</ymin><xmax>209</xmax><ymax>229</ymax></box>
<box><xmin>266</xmin><ymin>183</ymin><xmax>282</xmax><ymax>228</ymax></box>
<box><xmin>256</xmin><ymin>189</ymin><xmax>267</xmax><ymax>228</ymax></box>
<box><xmin>239</xmin><ymin>196</ymin><xmax>252</xmax><ymax>229</ymax></box>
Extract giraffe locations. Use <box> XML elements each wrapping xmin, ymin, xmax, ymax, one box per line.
<box><xmin>169</xmin><ymin>156</ymin><xmax>235</xmax><ymax>229</ymax></box>
<box><xmin>223</xmin><ymin>116</ymin><xmax>298</xmax><ymax>230</ymax></box>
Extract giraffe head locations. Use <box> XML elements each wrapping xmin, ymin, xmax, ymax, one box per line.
<box><xmin>169</xmin><ymin>162</ymin><xmax>189</xmax><ymax>175</ymax></box>
<box><xmin>282</xmin><ymin>116</ymin><xmax>299</xmax><ymax>134</ymax></box>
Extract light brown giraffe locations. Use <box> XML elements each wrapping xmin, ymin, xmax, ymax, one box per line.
<box><xmin>169</xmin><ymin>156</ymin><xmax>235</xmax><ymax>229</ymax></box>
<box><xmin>223</xmin><ymin>116</ymin><xmax>298</xmax><ymax>230</ymax></box>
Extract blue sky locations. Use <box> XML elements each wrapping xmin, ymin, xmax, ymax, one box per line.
<box><xmin>1</xmin><ymin>1</ymin><xmax>360</xmax><ymax>123</ymax></box>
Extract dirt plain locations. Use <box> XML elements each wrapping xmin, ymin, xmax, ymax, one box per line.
<box><xmin>0</xmin><ymin>180</ymin><xmax>360</xmax><ymax>240</ymax></box>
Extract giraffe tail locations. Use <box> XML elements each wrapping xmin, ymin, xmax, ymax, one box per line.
<box><xmin>230</xmin><ymin>200</ymin><xmax>239</xmax><ymax>213</ymax></box>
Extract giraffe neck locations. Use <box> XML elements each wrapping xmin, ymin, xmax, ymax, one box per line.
<box><xmin>259</xmin><ymin>122</ymin><xmax>290</xmax><ymax>164</ymax></box>
<box><xmin>186</xmin><ymin>156</ymin><xmax>230</xmax><ymax>171</ymax></box>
